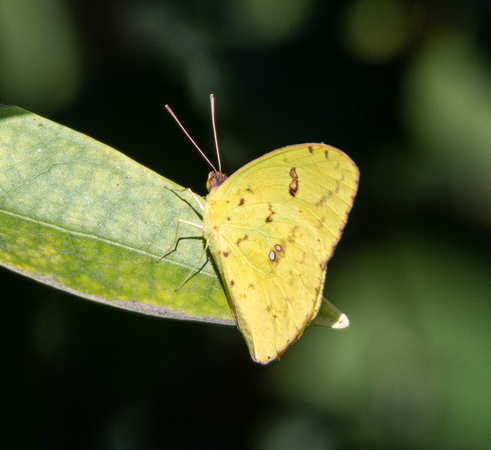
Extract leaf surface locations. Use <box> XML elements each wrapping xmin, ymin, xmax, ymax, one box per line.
<box><xmin>0</xmin><ymin>106</ymin><xmax>233</xmax><ymax>324</ymax></box>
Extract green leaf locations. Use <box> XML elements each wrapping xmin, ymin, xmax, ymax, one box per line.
<box><xmin>312</xmin><ymin>299</ymin><xmax>349</xmax><ymax>329</ymax></box>
<box><xmin>0</xmin><ymin>106</ymin><xmax>346</xmax><ymax>329</ymax></box>
<box><xmin>0</xmin><ymin>106</ymin><xmax>233</xmax><ymax>325</ymax></box>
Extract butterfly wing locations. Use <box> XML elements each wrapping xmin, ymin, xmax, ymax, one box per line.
<box><xmin>203</xmin><ymin>144</ymin><xmax>359</xmax><ymax>363</ymax></box>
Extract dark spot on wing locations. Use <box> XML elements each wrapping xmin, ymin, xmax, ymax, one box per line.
<box><xmin>265</xmin><ymin>203</ymin><xmax>276</xmax><ymax>223</ymax></box>
<box><xmin>289</xmin><ymin>167</ymin><xmax>299</xmax><ymax>197</ymax></box>
<box><xmin>236</xmin><ymin>235</ymin><xmax>248</xmax><ymax>246</ymax></box>
<box><xmin>238</xmin><ymin>198</ymin><xmax>245</xmax><ymax>206</ymax></box>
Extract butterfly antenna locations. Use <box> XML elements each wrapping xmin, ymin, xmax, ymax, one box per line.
<box><xmin>210</xmin><ymin>94</ymin><xmax>222</xmax><ymax>173</ymax></box>
<box><xmin>165</xmin><ymin>103</ymin><xmax>218</xmax><ymax>173</ymax></box>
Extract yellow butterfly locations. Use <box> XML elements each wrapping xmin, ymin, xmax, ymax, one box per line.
<box><xmin>166</xmin><ymin>96</ymin><xmax>359</xmax><ymax>364</ymax></box>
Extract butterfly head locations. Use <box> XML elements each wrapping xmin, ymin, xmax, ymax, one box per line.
<box><xmin>207</xmin><ymin>171</ymin><xmax>228</xmax><ymax>192</ymax></box>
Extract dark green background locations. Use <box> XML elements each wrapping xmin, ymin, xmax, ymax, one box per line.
<box><xmin>1</xmin><ymin>1</ymin><xmax>490</xmax><ymax>448</ymax></box>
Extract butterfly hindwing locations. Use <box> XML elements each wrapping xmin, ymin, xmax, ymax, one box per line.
<box><xmin>205</xmin><ymin>187</ymin><xmax>324</xmax><ymax>362</ymax></box>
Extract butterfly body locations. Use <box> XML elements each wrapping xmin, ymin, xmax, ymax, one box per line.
<box><xmin>203</xmin><ymin>143</ymin><xmax>359</xmax><ymax>363</ymax></box>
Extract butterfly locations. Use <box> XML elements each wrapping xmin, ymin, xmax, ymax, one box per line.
<box><xmin>165</xmin><ymin>96</ymin><xmax>359</xmax><ymax>364</ymax></box>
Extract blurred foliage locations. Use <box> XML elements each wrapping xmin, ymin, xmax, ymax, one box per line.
<box><xmin>1</xmin><ymin>0</ymin><xmax>490</xmax><ymax>448</ymax></box>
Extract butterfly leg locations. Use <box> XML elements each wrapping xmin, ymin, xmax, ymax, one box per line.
<box><xmin>173</xmin><ymin>241</ymin><xmax>210</xmax><ymax>291</ymax></box>
<box><xmin>156</xmin><ymin>218</ymin><xmax>203</xmax><ymax>262</ymax></box>
<box><xmin>187</xmin><ymin>188</ymin><xmax>205</xmax><ymax>211</ymax></box>
<box><xmin>155</xmin><ymin>217</ymin><xmax>209</xmax><ymax>291</ymax></box>
<box><xmin>156</xmin><ymin>188</ymin><xmax>209</xmax><ymax>288</ymax></box>
<box><xmin>163</xmin><ymin>186</ymin><xmax>205</xmax><ymax>212</ymax></box>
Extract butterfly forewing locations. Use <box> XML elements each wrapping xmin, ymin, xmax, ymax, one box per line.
<box><xmin>221</xmin><ymin>144</ymin><xmax>359</xmax><ymax>264</ymax></box>
<box><xmin>203</xmin><ymin>144</ymin><xmax>359</xmax><ymax>363</ymax></box>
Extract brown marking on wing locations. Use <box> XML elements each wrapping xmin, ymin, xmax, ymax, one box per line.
<box><xmin>315</xmin><ymin>195</ymin><xmax>327</xmax><ymax>207</ymax></box>
<box><xmin>287</xmin><ymin>226</ymin><xmax>300</xmax><ymax>243</ymax></box>
<box><xmin>289</xmin><ymin>167</ymin><xmax>299</xmax><ymax>197</ymax></box>
<box><xmin>236</xmin><ymin>235</ymin><xmax>249</xmax><ymax>246</ymax></box>
<box><xmin>268</xmin><ymin>242</ymin><xmax>286</xmax><ymax>265</ymax></box>
<box><xmin>265</xmin><ymin>203</ymin><xmax>276</xmax><ymax>223</ymax></box>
